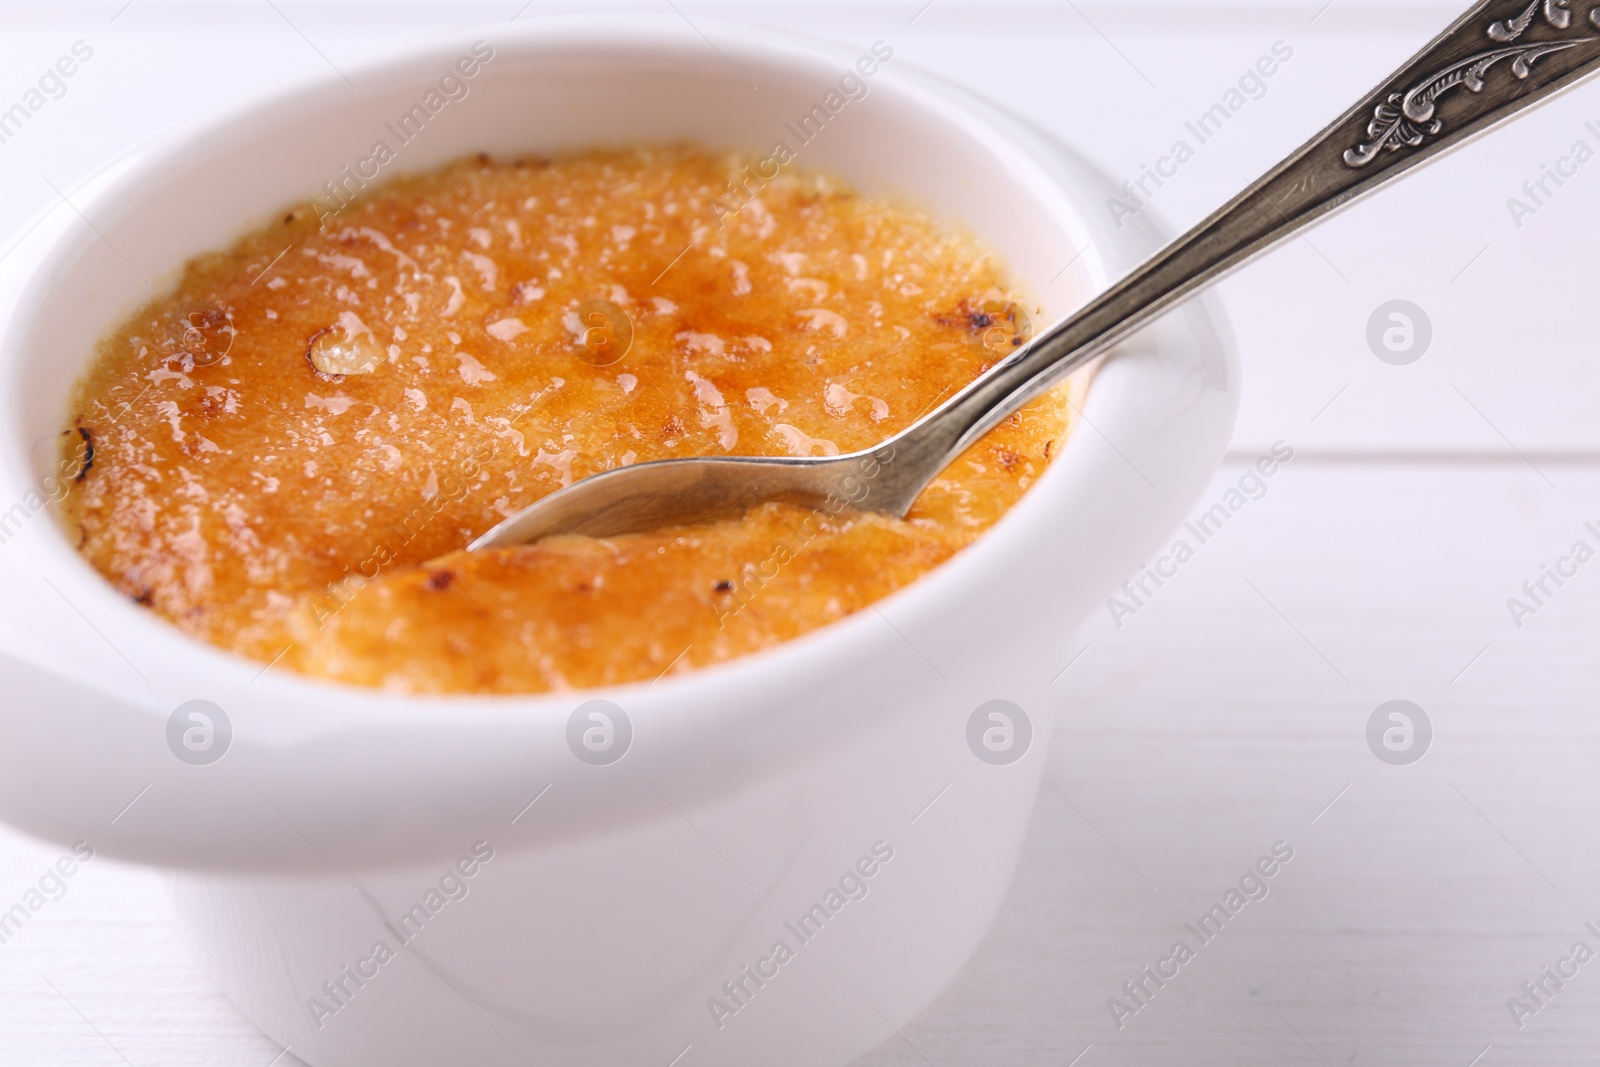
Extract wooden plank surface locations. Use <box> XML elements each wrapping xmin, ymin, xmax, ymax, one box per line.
<box><xmin>864</xmin><ymin>459</ymin><xmax>1600</xmax><ymax>1066</ymax></box>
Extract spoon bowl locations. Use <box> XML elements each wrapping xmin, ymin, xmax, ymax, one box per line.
<box><xmin>470</xmin><ymin>447</ymin><xmax>908</xmax><ymax>546</ymax></box>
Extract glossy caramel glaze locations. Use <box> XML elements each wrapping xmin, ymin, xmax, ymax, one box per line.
<box><xmin>62</xmin><ymin>146</ymin><xmax>1068</xmax><ymax>694</ymax></box>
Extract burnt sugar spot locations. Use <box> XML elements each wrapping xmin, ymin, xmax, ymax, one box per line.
<box><xmin>74</xmin><ymin>427</ymin><xmax>95</xmax><ymax>482</ymax></box>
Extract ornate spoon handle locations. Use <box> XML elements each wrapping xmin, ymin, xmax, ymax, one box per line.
<box><xmin>904</xmin><ymin>0</ymin><xmax>1600</xmax><ymax>468</ymax></box>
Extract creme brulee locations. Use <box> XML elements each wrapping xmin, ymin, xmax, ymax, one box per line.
<box><xmin>59</xmin><ymin>146</ymin><xmax>1066</xmax><ymax>694</ymax></box>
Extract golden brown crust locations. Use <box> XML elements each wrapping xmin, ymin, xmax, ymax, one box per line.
<box><xmin>62</xmin><ymin>146</ymin><xmax>1065</xmax><ymax>694</ymax></box>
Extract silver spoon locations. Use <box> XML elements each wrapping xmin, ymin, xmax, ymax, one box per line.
<box><xmin>473</xmin><ymin>0</ymin><xmax>1600</xmax><ymax>549</ymax></box>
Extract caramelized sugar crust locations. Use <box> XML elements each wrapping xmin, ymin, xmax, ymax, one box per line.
<box><xmin>62</xmin><ymin>146</ymin><xmax>1066</xmax><ymax>694</ymax></box>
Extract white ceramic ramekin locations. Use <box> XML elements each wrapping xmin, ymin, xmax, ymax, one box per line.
<box><xmin>0</xmin><ymin>15</ymin><xmax>1235</xmax><ymax>1067</ymax></box>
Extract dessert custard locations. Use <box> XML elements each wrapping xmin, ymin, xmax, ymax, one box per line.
<box><xmin>61</xmin><ymin>146</ymin><xmax>1066</xmax><ymax>694</ymax></box>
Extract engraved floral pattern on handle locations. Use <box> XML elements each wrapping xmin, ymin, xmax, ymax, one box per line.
<box><xmin>1490</xmin><ymin>0</ymin><xmax>1570</xmax><ymax>39</ymax></box>
<box><xmin>1344</xmin><ymin>1</ymin><xmax>1599</xmax><ymax>167</ymax></box>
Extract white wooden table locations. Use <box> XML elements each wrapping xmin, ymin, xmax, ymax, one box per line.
<box><xmin>4</xmin><ymin>2</ymin><xmax>1599</xmax><ymax>1064</ymax></box>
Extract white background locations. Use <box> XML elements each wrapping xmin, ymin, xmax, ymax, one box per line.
<box><xmin>1</xmin><ymin>1</ymin><xmax>1598</xmax><ymax>1064</ymax></box>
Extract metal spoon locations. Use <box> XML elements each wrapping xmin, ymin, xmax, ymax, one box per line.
<box><xmin>473</xmin><ymin>0</ymin><xmax>1600</xmax><ymax>549</ymax></box>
